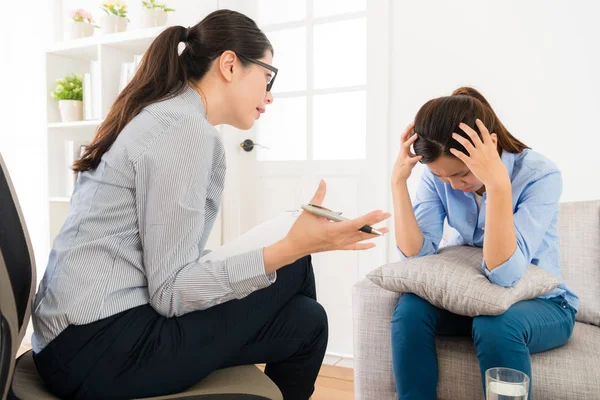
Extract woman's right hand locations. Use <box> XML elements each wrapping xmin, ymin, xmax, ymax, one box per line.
<box><xmin>391</xmin><ymin>122</ymin><xmax>423</xmax><ymax>185</ymax></box>
<box><xmin>272</xmin><ymin>181</ymin><xmax>390</xmax><ymax>266</ymax></box>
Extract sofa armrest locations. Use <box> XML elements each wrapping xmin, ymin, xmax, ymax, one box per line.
<box><xmin>352</xmin><ymin>278</ymin><xmax>401</xmax><ymax>400</ymax></box>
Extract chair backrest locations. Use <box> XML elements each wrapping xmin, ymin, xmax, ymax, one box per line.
<box><xmin>0</xmin><ymin>153</ymin><xmax>37</xmax><ymax>341</ymax></box>
<box><xmin>558</xmin><ymin>200</ymin><xmax>600</xmax><ymax>326</ymax></box>
<box><xmin>0</xmin><ymin>152</ymin><xmax>37</xmax><ymax>399</ymax></box>
<box><xmin>1</xmin><ymin>253</ymin><xmax>19</xmax><ymax>400</ymax></box>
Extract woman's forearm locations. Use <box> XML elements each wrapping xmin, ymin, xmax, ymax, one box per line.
<box><xmin>483</xmin><ymin>184</ymin><xmax>517</xmax><ymax>270</ymax></box>
<box><xmin>263</xmin><ymin>238</ymin><xmax>305</xmax><ymax>274</ymax></box>
<box><xmin>392</xmin><ymin>181</ymin><xmax>423</xmax><ymax>257</ymax></box>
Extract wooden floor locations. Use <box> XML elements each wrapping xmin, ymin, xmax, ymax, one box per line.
<box><xmin>18</xmin><ymin>345</ymin><xmax>354</xmax><ymax>399</ymax></box>
<box><xmin>257</xmin><ymin>364</ymin><xmax>354</xmax><ymax>400</ymax></box>
<box><xmin>313</xmin><ymin>365</ymin><xmax>354</xmax><ymax>400</ymax></box>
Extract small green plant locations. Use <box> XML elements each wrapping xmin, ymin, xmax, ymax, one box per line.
<box><xmin>101</xmin><ymin>0</ymin><xmax>129</xmax><ymax>19</ymax></box>
<box><xmin>142</xmin><ymin>0</ymin><xmax>175</xmax><ymax>12</ymax></box>
<box><xmin>50</xmin><ymin>74</ymin><xmax>83</xmax><ymax>101</ymax></box>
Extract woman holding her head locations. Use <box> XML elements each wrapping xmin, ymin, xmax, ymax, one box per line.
<box><xmin>32</xmin><ymin>10</ymin><xmax>389</xmax><ymax>400</ymax></box>
<box><xmin>390</xmin><ymin>87</ymin><xmax>578</xmax><ymax>399</ymax></box>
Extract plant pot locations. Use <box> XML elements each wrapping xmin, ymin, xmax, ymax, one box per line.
<box><xmin>100</xmin><ymin>14</ymin><xmax>128</xmax><ymax>35</ymax></box>
<box><xmin>140</xmin><ymin>8</ymin><xmax>168</xmax><ymax>29</ymax></box>
<box><xmin>58</xmin><ymin>100</ymin><xmax>83</xmax><ymax>122</ymax></box>
<box><xmin>68</xmin><ymin>21</ymin><xmax>95</xmax><ymax>39</ymax></box>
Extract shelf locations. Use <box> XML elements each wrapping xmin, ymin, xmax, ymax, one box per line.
<box><xmin>46</xmin><ymin>26</ymin><xmax>167</xmax><ymax>59</ymax></box>
<box><xmin>49</xmin><ymin>197</ymin><xmax>71</xmax><ymax>203</ymax></box>
<box><xmin>47</xmin><ymin>120</ymin><xmax>103</xmax><ymax>129</ymax></box>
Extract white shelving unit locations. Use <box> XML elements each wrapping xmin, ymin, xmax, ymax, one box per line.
<box><xmin>45</xmin><ymin>0</ymin><xmax>219</xmax><ymax>245</ymax></box>
<box><xmin>47</xmin><ymin>120</ymin><xmax>103</xmax><ymax>128</ymax></box>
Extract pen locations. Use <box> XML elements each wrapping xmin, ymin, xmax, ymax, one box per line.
<box><xmin>359</xmin><ymin>225</ymin><xmax>383</xmax><ymax>236</ymax></box>
<box><xmin>301</xmin><ymin>204</ymin><xmax>384</xmax><ymax>236</ymax></box>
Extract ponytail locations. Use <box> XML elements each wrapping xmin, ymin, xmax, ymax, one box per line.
<box><xmin>74</xmin><ymin>26</ymin><xmax>189</xmax><ymax>172</ymax></box>
<box><xmin>451</xmin><ymin>87</ymin><xmax>491</xmax><ymax>108</ymax></box>
<box><xmin>74</xmin><ymin>10</ymin><xmax>272</xmax><ymax>173</ymax></box>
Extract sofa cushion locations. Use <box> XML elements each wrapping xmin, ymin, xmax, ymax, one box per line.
<box><xmin>367</xmin><ymin>246</ymin><xmax>562</xmax><ymax>317</ymax></box>
<box><xmin>558</xmin><ymin>200</ymin><xmax>600</xmax><ymax>326</ymax></box>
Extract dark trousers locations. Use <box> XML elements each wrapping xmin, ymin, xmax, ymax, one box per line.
<box><xmin>33</xmin><ymin>256</ymin><xmax>327</xmax><ymax>400</ymax></box>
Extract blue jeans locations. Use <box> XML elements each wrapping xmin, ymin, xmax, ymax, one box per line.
<box><xmin>391</xmin><ymin>293</ymin><xmax>576</xmax><ymax>400</ymax></box>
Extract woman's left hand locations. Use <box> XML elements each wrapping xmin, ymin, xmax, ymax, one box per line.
<box><xmin>449</xmin><ymin>119</ymin><xmax>510</xmax><ymax>191</ymax></box>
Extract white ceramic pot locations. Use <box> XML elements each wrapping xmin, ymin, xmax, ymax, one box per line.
<box><xmin>100</xmin><ymin>14</ymin><xmax>128</xmax><ymax>34</ymax></box>
<box><xmin>68</xmin><ymin>21</ymin><xmax>95</xmax><ymax>39</ymax></box>
<box><xmin>58</xmin><ymin>100</ymin><xmax>83</xmax><ymax>122</ymax></box>
<box><xmin>140</xmin><ymin>8</ymin><xmax>168</xmax><ymax>29</ymax></box>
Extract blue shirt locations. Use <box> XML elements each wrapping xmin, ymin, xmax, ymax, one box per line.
<box><xmin>398</xmin><ymin>148</ymin><xmax>579</xmax><ymax>310</ymax></box>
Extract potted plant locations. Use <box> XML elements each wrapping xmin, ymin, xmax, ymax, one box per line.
<box><xmin>68</xmin><ymin>9</ymin><xmax>98</xmax><ymax>39</ymax></box>
<box><xmin>51</xmin><ymin>74</ymin><xmax>84</xmax><ymax>122</ymax></box>
<box><xmin>140</xmin><ymin>0</ymin><xmax>175</xmax><ymax>29</ymax></box>
<box><xmin>99</xmin><ymin>0</ymin><xmax>129</xmax><ymax>34</ymax></box>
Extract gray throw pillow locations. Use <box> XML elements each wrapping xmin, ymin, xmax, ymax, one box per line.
<box><xmin>367</xmin><ymin>246</ymin><xmax>562</xmax><ymax>316</ymax></box>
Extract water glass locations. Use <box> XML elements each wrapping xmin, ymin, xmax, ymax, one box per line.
<box><xmin>486</xmin><ymin>367</ymin><xmax>529</xmax><ymax>400</ymax></box>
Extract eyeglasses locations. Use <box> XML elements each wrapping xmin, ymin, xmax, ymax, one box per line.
<box><xmin>238</xmin><ymin>54</ymin><xmax>278</xmax><ymax>92</ymax></box>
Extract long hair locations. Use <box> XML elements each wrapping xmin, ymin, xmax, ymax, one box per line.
<box><xmin>73</xmin><ymin>9</ymin><xmax>272</xmax><ymax>172</ymax></box>
<box><xmin>413</xmin><ymin>87</ymin><xmax>528</xmax><ymax>164</ymax></box>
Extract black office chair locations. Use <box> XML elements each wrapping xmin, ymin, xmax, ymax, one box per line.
<box><xmin>0</xmin><ymin>152</ymin><xmax>282</xmax><ymax>400</ymax></box>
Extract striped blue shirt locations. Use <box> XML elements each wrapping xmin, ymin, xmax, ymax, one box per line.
<box><xmin>32</xmin><ymin>85</ymin><xmax>275</xmax><ymax>352</ymax></box>
<box><xmin>399</xmin><ymin>148</ymin><xmax>579</xmax><ymax>310</ymax></box>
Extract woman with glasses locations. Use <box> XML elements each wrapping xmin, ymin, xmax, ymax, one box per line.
<box><xmin>31</xmin><ymin>9</ymin><xmax>389</xmax><ymax>400</ymax></box>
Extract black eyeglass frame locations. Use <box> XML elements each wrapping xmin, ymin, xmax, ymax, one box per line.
<box><xmin>238</xmin><ymin>54</ymin><xmax>278</xmax><ymax>92</ymax></box>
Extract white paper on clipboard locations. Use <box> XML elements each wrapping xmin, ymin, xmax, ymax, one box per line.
<box><xmin>200</xmin><ymin>211</ymin><xmax>300</xmax><ymax>262</ymax></box>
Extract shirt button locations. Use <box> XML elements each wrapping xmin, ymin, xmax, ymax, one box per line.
<box><xmin>468</xmin><ymin>221</ymin><xmax>473</xmax><ymax>225</ymax></box>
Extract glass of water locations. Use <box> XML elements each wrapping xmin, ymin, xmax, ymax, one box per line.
<box><xmin>486</xmin><ymin>367</ymin><xmax>529</xmax><ymax>400</ymax></box>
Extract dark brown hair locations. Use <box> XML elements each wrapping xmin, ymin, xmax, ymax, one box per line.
<box><xmin>413</xmin><ymin>87</ymin><xmax>528</xmax><ymax>164</ymax></box>
<box><xmin>74</xmin><ymin>9</ymin><xmax>272</xmax><ymax>172</ymax></box>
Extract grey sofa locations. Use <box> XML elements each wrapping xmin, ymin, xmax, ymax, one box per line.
<box><xmin>353</xmin><ymin>200</ymin><xmax>600</xmax><ymax>399</ymax></box>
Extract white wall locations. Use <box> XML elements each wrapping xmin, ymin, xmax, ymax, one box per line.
<box><xmin>386</xmin><ymin>0</ymin><xmax>600</xmax><ymax>259</ymax></box>
<box><xmin>0</xmin><ymin>6</ymin><xmax>50</xmax><ymax>283</ymax></box>
<box><xmin>0</xmin><ymin>1</ymin><xmax>49</xmax><ymax>346</ymax></box>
